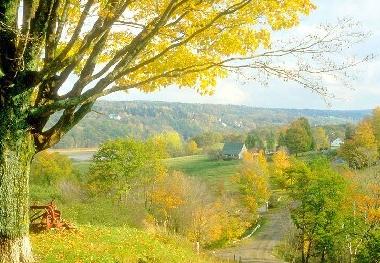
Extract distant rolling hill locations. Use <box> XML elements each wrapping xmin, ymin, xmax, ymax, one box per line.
<box><xmin>52</xmin><ymin>100</ymin><xmax>371</xmax><ymax>148</ymax></box>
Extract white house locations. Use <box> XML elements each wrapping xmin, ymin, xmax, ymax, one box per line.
<box><xmin>109</xmin><ymin>113</ymin><xmax>122</xmax><ymax>121</ymax></box>
<box><xmin>331</xmin><ymin>138</ymin><xmax>344</xmax><ymax>149</ymax></box>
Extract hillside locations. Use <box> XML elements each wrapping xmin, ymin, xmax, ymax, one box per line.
<box><xmin>52</xmin><ymin>101</ymin><xmax>370</xmax><ymax>148</ymax></box>
<box><xmin>31</xmin><ymin>226</ymin><xmax>220</xmax><ymax>263</ymax></box>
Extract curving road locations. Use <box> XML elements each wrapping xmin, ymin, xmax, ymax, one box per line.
<box><xmin>213</xmin><ymin>207</ymin><xmax>291</xmax><ymax>263</ymax></box>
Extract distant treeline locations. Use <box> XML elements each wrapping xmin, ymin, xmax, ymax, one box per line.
<box><xmin>51</xmin><ymin>100</ymin><xmax>370</xmax><ymax>148</ymax></box>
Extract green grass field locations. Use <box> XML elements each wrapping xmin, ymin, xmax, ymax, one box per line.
<box><xmin>165</xmin><ymin>155</ymin><xmax>241</xmax><ymax>190</ymax></box>
<box><xmin>31</xmin><ymin>226</ymin><xmax>221</xmax><ymax>263</ymax></box>
<box><xmin>73</xmin><ymin>161</ymin><xmax>92</xmax><ymax>174</ymax></box>
<box><xmin>69</xmin><ymin>154</ymin><xmax>242</xmax><ymax>190</ymax></box>
<box><xmin>30</xmin><ymin>186</ymin><xmax>223</xmax><ymax>263</ymax></box>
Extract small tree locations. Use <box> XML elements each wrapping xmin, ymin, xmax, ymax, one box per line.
<box><xmin>265</xmin><ymin>131</ymin><xmax>276</xmax><ymax>153</ymax></box>
<box><xmin>285</xmin><ymin>118</ymin><xmax>314</xmax><ymax>155</ymax></box>
<box><xmin>148</xmin><ymin>171</ymin><xmax>187</xmax><ymax>228</ymax></box>
<box><xmin>278</xmin><ymin>131</ymin><xmax>287</xmax><ymax>148</ymax></box>
<box><xmin>152</xmin><ymin>131</ymin><xmax>184</xmax><ymax>157</ymax></box>
<box><xmin>234</xmin><ymin>152</ymin><xmax>270</xmax><ymax>218</ymax></box>
<box><xmin>339</xmin><ymin>120</ymin><xmax>378</xmax><ymax>169</ymax></box>
<box><xmin>272</xmin><ymin>149</ymin><xmax>291</xmax><ymax>188</ymax></box>
<box><xmin>30</xmin><ymin>151</ymin><xmax>73</xmax><ymax>186</ymax></box>
<box><xmin>88</xmin><ymin>138</ymin><xmax>166</xmax><ymax>201</ymax></box>
<box><xmin>289</xmin><ymin>158</ymin><xmax>348</xmax><ymax>263</ymax></box>
<box><xmin>192</xmin><ymin>132</ymin><xmax>223</xmax><ymax>149</ymax></box>
<box><xmin>313</xmin><ymin>127</ymin><xmax>330</xmax><ymax>151</ymax></box>
<box><xmin>185</xmin><ymin>140</ymin><xmax>199</xmax><ymax>156</ymax></box>
<box><xmin>245</xmin><ymin>132</ymin><xmax>264</xmax><ymax>150</ymax></box>
<box><xmin>345</xmin><ymin>125</ymin><xmax>356</xmax><ymax>140</ymax></box>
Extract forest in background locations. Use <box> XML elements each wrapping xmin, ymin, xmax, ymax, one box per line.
<box><xmin>51</xmin><ymin>100</ymin><xmax>370</xmax><ymax>148</ymax></box>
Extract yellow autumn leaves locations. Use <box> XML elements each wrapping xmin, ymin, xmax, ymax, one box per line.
<box><xmin>59</xmin><ymin>0</ymin><xmax>315</xmax><ymax>94</ymax></box>
<box><xmin>234</xmin><ymin>151</ymin><xmax>270</xmax><ymax>216</ymax></box>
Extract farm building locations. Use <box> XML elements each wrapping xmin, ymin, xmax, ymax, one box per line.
<box><xmin>222</xmin><ymin>142</ymin><xmax>247</xmax><ymax>160</ymax></box>
<box><xmin>331</xmin><ymin>138</ymin><xmax>344</xmax><ymax>149</ymax></box>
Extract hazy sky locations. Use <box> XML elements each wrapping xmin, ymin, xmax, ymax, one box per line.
<box><xmin>102</xmin><ymin>0</ymin><xmax>380</xmax><ymax>110</ymax></box>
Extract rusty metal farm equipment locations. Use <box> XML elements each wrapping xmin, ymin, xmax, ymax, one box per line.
<box><xmin>30</xmin><ymin>201</ymin><xmax>75</xmax><ymax>232</ymax></box>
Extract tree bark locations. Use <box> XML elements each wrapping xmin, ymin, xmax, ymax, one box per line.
<box><xmin>0</xmin><ymin>97</ymin><xmax>35</xmax><ymax>263</ymax></box>
<box><xmin>0</xmin><ymin>237</ymin><xmax>33</xmax><ymax>263</ymax></box>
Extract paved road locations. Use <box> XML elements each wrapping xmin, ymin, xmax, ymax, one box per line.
<box><xmin>213</xmin><ymin>207</ymin><xmax>291</xmax><ymax>263</ymax></box>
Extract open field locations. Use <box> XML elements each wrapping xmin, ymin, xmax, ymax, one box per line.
<box><xmin>31</xmin><ymin>226</ymin><xmax>221</xmax><ymax>263</ymax></box>
<box><xmin>67</xmin><ymin>154</ymin><xmax>242</xmax><ymax>187</ymax></box>
<box><xmin>73</xmin><ymin>161</ymin><xmax>92</xmax><ymax>174</ymax></box>
<box><xmin>166</xmin><ymin>155</ymin><xmax>241</xmax><ymax>190</ymax></box>
<box><xmin>30</xmin><ymin>185</ymin><xmax>218</xmax><ymax>262</ymax></box>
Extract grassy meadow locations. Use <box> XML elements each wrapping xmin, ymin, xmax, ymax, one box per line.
<box><xmin>31</xmin><ymin>226</ymin><xmax>221</xmax><ymax>263</ymax></box>
<box><xmin>166</xmin><ymin>155</ymin><xmax>241</xmax><ymax>190</ymax></box>
<box><xmin>29</xmin><ymin>154</ymin><xmax>242</xmax><ymax>262</ymax></box>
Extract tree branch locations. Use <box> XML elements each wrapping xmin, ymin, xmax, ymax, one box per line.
<box><xmin>111</xmin><ymin>0</ymin><xmax>252</xmax><ymax>82</ymax></box>
<box><xmin>44</xmin><ymin>0</ymin><xmax>61</xmax><ymax>65</ymax></box>
<box><xmin>34</xmin><ymin>101</ymin><xmax>95</xmax><ymax>151</ymax></box>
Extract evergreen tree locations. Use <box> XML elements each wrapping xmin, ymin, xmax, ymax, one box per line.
<box><xmin>278</xmin><ymin>131</ymin><xmax>287</xmax><ymax>147</ymax></box>
<box><xmin>265</xmin><ymin>131</ymin><xmax>276</xmax><ymax>152</ymax></box>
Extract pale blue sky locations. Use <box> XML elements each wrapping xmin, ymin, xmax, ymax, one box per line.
<box><xmin>101</xmin><ymin>0</ymin><xmax>380</xmax><ymax>110</ymax></box>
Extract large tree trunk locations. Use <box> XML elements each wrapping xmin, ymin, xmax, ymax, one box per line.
<box><xmin>0</xmin><ymin>99</ymin><xmax>35</xmax><ymax>263</ymax></box>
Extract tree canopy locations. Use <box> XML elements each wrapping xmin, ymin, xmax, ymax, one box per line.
<box><xmin>313</xmin><ymin>127</ymin><xmax>329</xmax><ymax>151</ymax></box>
<box><xmin>88</xmin><ymin>137</ymin><xmax>166</xmax><ymax>198</ymax></box>
<box><xmin>372</xmin><ymin>107</ymin><xmax>380</xmax><ymax>153</ymax></box>
<box><xmin>339</xmin><ymin>119</ymin><xmax>379</xmax><ymax>169</ymax></box>
<box><xmin>287</xmin><ymin>158</ymin><xmax>348</xmax><ymax>262</ymax></box>
<box><xmin>284</xmin><ymin>117</ymin><xmax>314</xmax><ymax>154</ymax></box>
<box><xmin>245</xmin><ymin>132</ymin><xmax>264</xmax><ymax>150</ymax></box>
<box><xmin>30</xmin><ymin>151</ymin><xmax>73</xmax><ymax>186</ymax></box>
